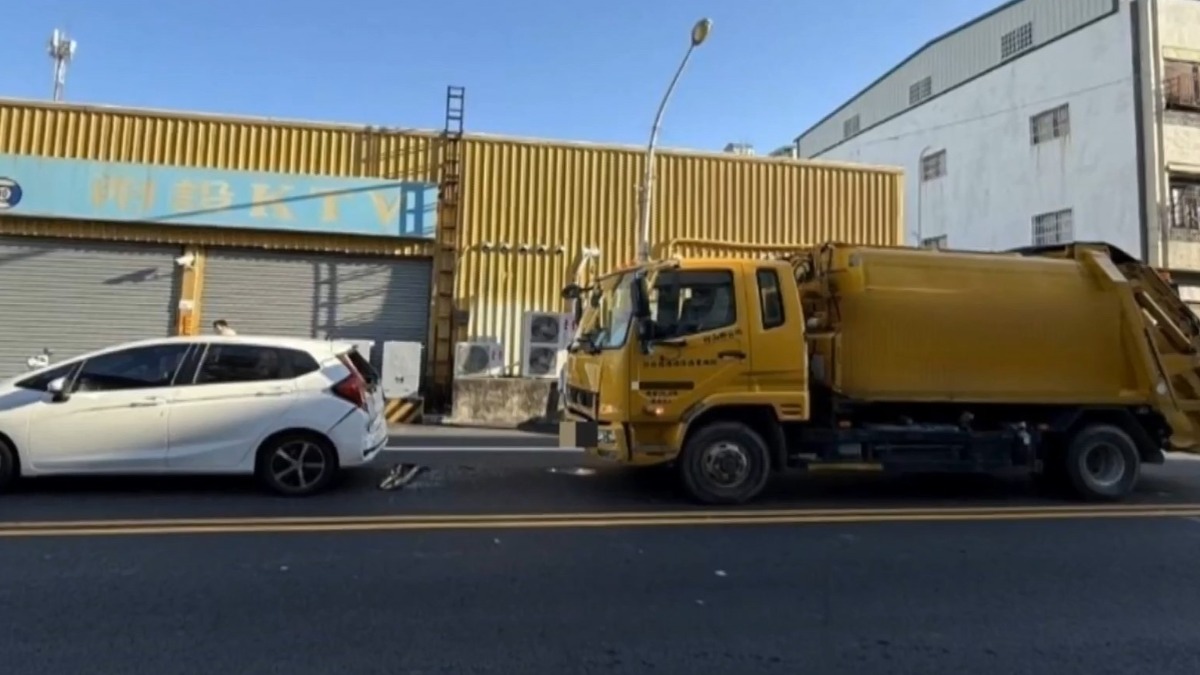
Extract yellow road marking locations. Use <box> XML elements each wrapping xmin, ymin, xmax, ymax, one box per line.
<box><xmin>2</xmin><ymin>503</ymin><xmax>1200</xmax><ymax>538</ymax></box>
<box><xmin>5</xmin><ymin>502</ymin><xmax>1200</xmax><ymax>529</ymax></box>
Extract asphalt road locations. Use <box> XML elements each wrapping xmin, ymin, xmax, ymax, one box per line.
<box><xmin>3</xmin><ymin>425</ymin><xmax>1200</xmax><ymax>522</ymax></box>
<box><xmin>4</xmin><ymin>429</ymin><xmax>1200</xmax><ymax>674</ymax></box>
<box><xmin>3</xmin><ymin>513</ymin><xmax>1200</xmax><ymax>674</ymax></box>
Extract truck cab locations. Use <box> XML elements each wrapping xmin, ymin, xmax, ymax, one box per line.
<box><xmin>560</xmin><ymin>256</ymin><xmax>809</xmax><ymax>495</ymax></box>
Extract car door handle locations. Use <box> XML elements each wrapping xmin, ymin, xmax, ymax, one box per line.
<box><xmin>129</xmin><ymin>396</ymin><xmax>166</xmax><ymax>407</ymax></box>
<box><xmin>255</xmin><ymin>387</ymin><xmax>288</xmax><ymax>397</ymax></box>
<box><xmin>718</xmin><ymin>350</ymin><xmax>747</xmax><ymax>360</ymax></box>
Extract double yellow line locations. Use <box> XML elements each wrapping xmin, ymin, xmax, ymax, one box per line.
<box><xmin>3</xmin><ymin>503</ymin><xmax>1200</xmax><ymax>538</ymax></box>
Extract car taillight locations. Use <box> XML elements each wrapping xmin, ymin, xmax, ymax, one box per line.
<box><xmin>332</xmin><ymin>374</ymin><xmax>368</xmax><ymax>410</ymax></box>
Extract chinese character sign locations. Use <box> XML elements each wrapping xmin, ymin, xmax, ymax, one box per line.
<box><xmin>0</xmin><ymin>153</ymin><xmax>438</xmax><ymax>239</ymax></box>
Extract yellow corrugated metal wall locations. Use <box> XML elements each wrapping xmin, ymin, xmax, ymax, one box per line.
<box><xmin>0</xmin><ymin>99</ymin><xmax>904</xmax><ymax>386</ymax></box>
<box><xmin>0</xmin><ymin>101</ymin><xmax>439</xmax><ymax>179</ymax></box>
<box><xmin>458</xmin><ymin>136</ymin><xmax>904</xmax><ymax>372</ymax></box>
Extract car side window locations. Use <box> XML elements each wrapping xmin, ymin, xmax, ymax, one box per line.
<box><xmin>756</xmin><ymin>268</ymin><xmax>785</xmax><ymax>330</ymax></box>
<box><xmin>15</xmin><ymin>362</ymin><xmax>78</xmax><ymax>392</ymax></box>
<box><xmin>648</xmin><ymin>269</ymin><xmax>737</xmax><ymax>340</ymax></box>
<box><xmin>73</xmin><ymin>344</ymin><xmax>190</xmax><ymax>393</ymax></box>
<box><xmin>194</xmin><ymin>345</ymin><xmax>315</xmax><ymax>384</ymax></box>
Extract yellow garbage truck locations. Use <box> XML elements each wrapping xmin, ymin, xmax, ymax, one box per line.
<box><xmin>558</xmin><ymin>241</ymin><xmax>1200</xmax><ymax>504</ymax></box>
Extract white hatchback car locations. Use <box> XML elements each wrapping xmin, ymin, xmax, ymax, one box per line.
<box><xmin>0</xmin><ymin>335</ymin><xmax>388</xmax><ymax>496</ymax></box>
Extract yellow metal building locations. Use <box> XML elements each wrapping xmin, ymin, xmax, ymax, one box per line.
<box><xmin>0</xmin><ymin>97</ymin><xmax>903</xmax><ymax>406</ymax></box>
<box><xmin>458</xmin><ymin>135</ymin><xmax>903</xmax><ymax>373</ymax></box>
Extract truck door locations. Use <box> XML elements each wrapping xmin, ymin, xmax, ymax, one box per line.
<box><xmin>629</xmin><ymin>267</ymin><xmax>752</xmax><ymax>433</ymax></box>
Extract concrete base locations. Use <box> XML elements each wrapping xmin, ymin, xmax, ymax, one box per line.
<box><xmin>447</xmin><ymin>377</ymin><xmax>561</xmax><ymax>430</ymax></box>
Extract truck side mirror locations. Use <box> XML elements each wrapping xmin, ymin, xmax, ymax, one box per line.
<box><xmin>631</xmin><ymin>274</ymin><xmax>654</xmax><ymax>355</ymax></box>
<box><xmin>636</xmin><ymin>317</ymin><xmax>654</xmax><ymax>356</ymax></box>
<box><xmin>631</xmin><ymin>274</ymin><xmax>651</xmax><ymax>320</ymax></box>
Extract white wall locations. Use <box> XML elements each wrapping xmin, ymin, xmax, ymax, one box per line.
<box><xmin>814</xmin><ymin>8</ymin><xmax>1142</xmax><ymax>255</ymax></box>
<box><xmin>1160</xmin><ymin>0</ymin><xmax>1200</xmax><ymax>171</ymax></box>
<box><xmin>1159</xmin><ymin>0</ymin><xmax>1200</xmax><ymax>58</ymax></box>
<box><xmin>1157</xmin><ymin>0</ymin><xmax>1200</xmax><ymax>271</ymax></box>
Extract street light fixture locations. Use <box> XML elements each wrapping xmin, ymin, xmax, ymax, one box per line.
<box><xmin>635</xmin><ymin>18</ymin><xmax>713</xmax><ymax>263</ymax></box>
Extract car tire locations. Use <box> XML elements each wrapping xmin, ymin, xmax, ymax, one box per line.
<box><xmin>679</xmin><ymin>421</ymin><xmax>772</xmax><ymax>506</ymax></box>
<box><xmin>0</xmin><ymin>437</ymin><xmax>17</xmax><ymax>494</ymax></box>
<box><xmin>1063</xmin><ymin>424</ymin><xmax>1140</xmax><ymax>502</ymax></box>
<box><xmin>255</xmin><ymin>432</ymin><xmax>339</xmax><ymax>497</ymax></box>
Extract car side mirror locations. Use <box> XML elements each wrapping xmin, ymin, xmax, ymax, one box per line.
<box><xmin>46</xmin><ymin>376</ymin><xmax>70</xmax><ymax>403</ymax></box>
<box><xmin>561</xmin><ymin>283</ymin><xmax>583</xmax><ymax>301</ymax></box>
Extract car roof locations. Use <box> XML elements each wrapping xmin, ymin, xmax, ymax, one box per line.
<box><xmin>56</xmin><ymin>335</ymin><xmax>356</xmax><ymax>365</ymax></box>
<box><xmin>1</xmin><ymin>335</ymin><xmax>356</xmax><ymax>386</ymax></box>
<box><xmin>135</xmin><ymin>334</ymin><xmax>353</xmax><ymax>355</ymax></box>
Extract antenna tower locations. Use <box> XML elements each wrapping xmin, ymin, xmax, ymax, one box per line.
<box><xmin>48</xmin><ymin>29</ymin><xmax>78</xmax><ymax>102</ymax></box>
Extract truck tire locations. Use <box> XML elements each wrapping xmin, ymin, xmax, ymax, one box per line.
<box><xmin>679</xmin><ymin>421</ymin><xmax>772</xmax><ymax>505</ymax></box>
<box><xmin>1063</xmin><ymin>424</ymin><xmax>1140</xmax><ymax>502</ymax></box>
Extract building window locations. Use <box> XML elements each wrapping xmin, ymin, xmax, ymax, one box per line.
<box><xmin>921</xmin><ymin>150</ymin><xmax>947</xmax><ymax>181</ymax></box>
<box><xmin>843</xmin><ymin>114</ymin><xmax>861</xmax><ymax>139</ymax></box>
<box><xmin>1030</xmin><ymin>104</ymin><xmax>1070</xmax><ymax>145</ymax></box>
<box><xmin>1165</xmin><ymin>59</ymin><xmax>1200</xmax><ymax>112</ymax></box>
<box><xmin>1170</xmin><ymin>181</ymin><xmax>1200</xmax><ymax>231</ymax></box>
<box><xmin>909</xmin><ymin>76</ymin><xmax>933</xmax><ymax>106</ymax></box>
<box><xmin>921</xmin><ymin>235</ymin><xmax>948</xmax><ymax>250</ymax></box>
<box><xmin>1001</xmin><ymin>22</ymin><xmax>1034</xmax><ymax>60</ymax></box>
<box><xmin>1032</xmin><ymin>209</ymin><xmax>1074</xmax><ymax>245</ymax></box>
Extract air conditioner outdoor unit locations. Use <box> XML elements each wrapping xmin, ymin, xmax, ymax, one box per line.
<box><xmin>522</xmin><ymin>343</ymin><xmax>565</xmax><ymax>379</ymax></box>
<box><xmin>520</xmin><ymin>311</ymin><xmax>571</xmax><ymax>378</ymax></box>
<box><xmin>522</xmin><ymin>311</ymin><xmax>572</xmax><ymax>349</ymax></box>
<box><xmin>454</xmin><ymin>340</ymin><xmax>504</xmax><ymax>379</ymax></box>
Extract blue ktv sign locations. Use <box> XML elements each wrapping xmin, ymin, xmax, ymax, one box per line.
<box><xmin>0</xmin><ymin>153</ymin><xmax>438</xmax><ymax>239</ymax></box>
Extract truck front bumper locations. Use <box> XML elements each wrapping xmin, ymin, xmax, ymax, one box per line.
<box><xmin>559</xmin><ymin>419</ymin><xmax>624</xmax><ymax>461</ymax></box>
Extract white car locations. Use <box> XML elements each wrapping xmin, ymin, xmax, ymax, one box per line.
<box><xmin>0</xmin><ymin>335</ymin><xmax>388</xmax><ymax>496</ymax></box>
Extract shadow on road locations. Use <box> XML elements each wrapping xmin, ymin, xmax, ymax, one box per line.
<box><xmin>2</xmin><ymin>459</ymin><xmax>1196</xmax><ymax>525</ymax></box>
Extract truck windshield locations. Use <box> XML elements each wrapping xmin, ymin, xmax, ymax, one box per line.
<box><xmin>577</xmin><ymin>272</ymin><xmax>635</xmax><ymax>351</ymax></box>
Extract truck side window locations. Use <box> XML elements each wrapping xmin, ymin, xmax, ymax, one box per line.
<box><xmin>756</xmin><ymin>269</ymin><xmax>785</xmax><ymax>329</ymax></box>
<box><xmin>650</xmin><ymin>270</ymin><xmax>736</xmax><ymax>339</ymax></box>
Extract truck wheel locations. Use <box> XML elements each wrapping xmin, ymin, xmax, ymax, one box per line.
<box><xmin>679</xmin><ymin>422</ymin><xmax>772</xmax><ymax>505</ymax></box>
<box><xmin>1063</xmin><ymin>424</ymin><xmax>1140</xmax><ymax>502</ymax></box>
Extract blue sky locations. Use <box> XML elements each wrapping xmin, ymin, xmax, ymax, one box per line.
<box><xmin>3</xmin><ymin>0</ymin><xmax>1002</xmax><ymax>153</ymax></box>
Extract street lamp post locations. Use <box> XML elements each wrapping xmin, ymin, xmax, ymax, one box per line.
<box><xmin>636</xmin><ymin>18</ymin><xmax>712</xmax><ymax>263</ymax></box>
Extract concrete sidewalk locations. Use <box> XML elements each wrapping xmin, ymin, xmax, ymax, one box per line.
<box><xmin>384</xmin><ymin>422</ymin><xmax>575</xmax><ymax>468</ymax></box>
<box><xmin>387</xmin><ymin>423</ymin><xmax>554</xmax><ymax>442</ymax></box>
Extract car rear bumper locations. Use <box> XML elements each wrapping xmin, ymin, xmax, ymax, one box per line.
<box><xmin>330</xmin><ymin>411</ymin><xmax>388</xmax><ymax>467</ymax></box>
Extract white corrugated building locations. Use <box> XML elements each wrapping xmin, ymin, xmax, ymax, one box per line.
<box><xmin>791</xmin><ymin>0</ymin><xmax>1200</xmax><ymax>310</ymax></box>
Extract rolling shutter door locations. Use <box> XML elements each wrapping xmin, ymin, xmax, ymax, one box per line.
<box><xmin>0</xmin><ymin>235</ymin><xmax>180</xmax><ymax>379</ymax></box>
<box><xmin>200</xmin><ymin>249</ymin><xmax>432</xmax><ymax>365</ymax></box>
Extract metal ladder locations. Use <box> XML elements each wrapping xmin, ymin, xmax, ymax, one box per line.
<box><xmin>429</xmin><ymin>85</ymin><xmax>466</xmax><ymax>410</ymax></box>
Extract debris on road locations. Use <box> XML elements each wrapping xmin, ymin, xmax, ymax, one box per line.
<box><xmin>378</xmin><ymin>463</ymin><xmax>429</xmax><ymax>491</ymax></box>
